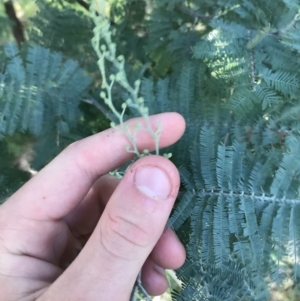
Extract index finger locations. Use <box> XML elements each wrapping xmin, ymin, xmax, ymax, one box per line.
<box><xmin>5</xmin><ymin>113</ymin><xmax>185</xmax><ymax>220</ymax></box>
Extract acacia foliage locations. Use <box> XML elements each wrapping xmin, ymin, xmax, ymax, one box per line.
<box><xmin>2</xmin><ymin>0</ymin><xmax>300</xmax><ymax>300</ymax></box>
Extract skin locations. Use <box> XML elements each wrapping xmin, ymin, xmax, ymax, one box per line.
<box><xmin>0</xmin><ymin>112</ymin><xmax>186</xmax><ymax>301</ymax></box>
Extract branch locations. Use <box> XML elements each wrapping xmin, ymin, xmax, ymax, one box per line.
<box><xmin>76</xmin><ymin>0</ymin><xmax>89</xmax><ymax>11</ymax></box>
<box><xmin>81</xmin><ymin>97</ymin><xmax>113</xmax><ymax>121</ymax></box>
<box><xmin>277</xmin><ymin>13</ymin><xmax>300</xmax><ymax>35</ymax></box>
<box><xmin>4</xmin><ymin>0</ymin><xmax>25</xmax><ymax>46</ymax></box>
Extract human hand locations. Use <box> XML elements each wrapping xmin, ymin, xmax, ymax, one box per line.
<box><xmin>0</xmin><ymin>113</ymin><xmax>186</xmax><ymax>301</ymax></box>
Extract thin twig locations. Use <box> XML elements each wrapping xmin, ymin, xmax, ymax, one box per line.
<box><xmin>3</xmin><ymin>0</ymin><xmax>25</xmax><ymax>46</ymax></box>
<box><xmin>137</xmin><ymin>272</ymin><xmax>152</xmax><ymax>301</ymax></box>
<box><xmin>277</xmin><ymin>13</ymin><xmax>300</xmax><ymax>35</ymax></box>
<box><xmin>76</xmin><ymin>0</ymin><xmax>90</xmax><ymax>11</ymax></box>
<box><xmin>81</xmin><ymin>97</ymin><xmax>113</xmax><ymax>121</ymax></box>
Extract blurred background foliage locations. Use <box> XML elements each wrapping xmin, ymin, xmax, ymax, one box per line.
<box><xmin>0</xmin><ymin>0</ymin><xmax>111</xmax><ymax>187</ymax></box>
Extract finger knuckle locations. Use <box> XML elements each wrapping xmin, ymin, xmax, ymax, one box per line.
<box><xmin>64</xmin><ymin>140</ymin><xmax>94</xmax><ymax>178</ymax></box>
<box><xmin>101</xmin><ymin>210</ymin><xmax>152</xmax><ymax>259</ymax></box>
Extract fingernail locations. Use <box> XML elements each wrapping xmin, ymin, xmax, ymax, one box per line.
<box><xmin>135</xmin><ymin>166</ymin><xmax>171</xmax><ymax>201</ymax></box>
<box><xmin>154</xmin><ymin>264</ymin><xmax>165</xmax><ymax>276</ymax></box>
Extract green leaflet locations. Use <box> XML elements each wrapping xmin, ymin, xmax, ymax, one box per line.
<box><xmin>0</xmin><ymin>43</ymin><xmax>92</xmax><ymax>138</ymax></box>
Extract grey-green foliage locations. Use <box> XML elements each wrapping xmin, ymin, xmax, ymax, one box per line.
<box><xmin>28</xmin><ymin>0</ymin><xmax>97</xmax><ymax>73</ymax></box>
<box><xmin>0</xmin><ymin>15</ymin><xmax>13</xmax><ymax>44</ymax></box>
<box><xmin>0</xmin><ymin>42</ymin><xmax>92</xmax><ymax>139</ymax></box>
<box><xmin>90</xmin><ymin>2</ymin><xmax>300</xmax><ymax>298</ymax></box>
<box><xmin>128</xmin><ymin>1</ymin><xmax>300</xmax><ymax>299</ymax></box>
<box><xmin>145</xmin><ymin>68</ymin><xmax>300</xmax><ymax>300</ymax></box>
<box><xmin>2</xmin><ymin>0</ymin><xmax>300</xmax><ymax>300</ymax></box>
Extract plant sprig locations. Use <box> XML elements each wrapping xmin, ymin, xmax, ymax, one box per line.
<box><xmin>91</xmin><ymin>1</ymin><xmax>171</xmax><ymax>159</ymax></box>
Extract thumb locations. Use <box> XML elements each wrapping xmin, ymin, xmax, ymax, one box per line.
<box><xmin>41</xmin><ymin>155</ymin><xmax>180</xmax><ymax>301</ymax></box>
